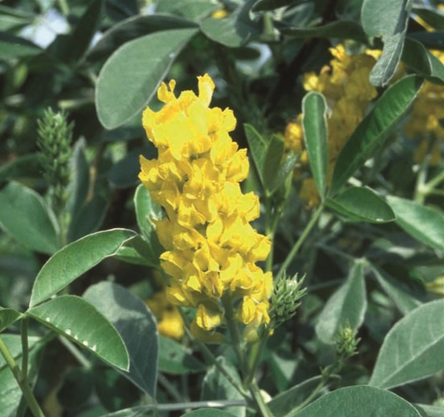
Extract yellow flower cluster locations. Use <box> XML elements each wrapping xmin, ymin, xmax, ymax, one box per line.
<box><xmin>403</xmin><ymin>50</ymin><xmax>444</xmax><ymax>166</ymax></box>
<box><xmin>284</xmin><ymin>44</ymin><xmax>379</xmax><ymax>207</ymax></box>
<box><xmin>139</xmin><ymin>74</ymin><xmax>273</xmax><ymax>342</ymax></box>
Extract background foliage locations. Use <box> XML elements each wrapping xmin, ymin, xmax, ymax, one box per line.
<box><xmin>0</xmin><ymin>0</ymin><xmax>444</xmax><ymax>417</ymax></box>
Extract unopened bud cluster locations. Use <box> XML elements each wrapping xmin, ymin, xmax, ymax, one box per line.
<box><xmin>336</xmin><ymin>322</ymin><xmax>360</xmax><ymax>362</ymax></box>
<box><xmin>269</xmin><ymin>273</ymin><xmax>306</xmax><ymax>329</ymax></box>
<box><xmin>37</xmin><ymin>108</ymin><xmax>73</xmax><ymax>213</ymax></box>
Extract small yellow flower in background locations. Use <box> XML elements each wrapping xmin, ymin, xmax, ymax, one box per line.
<box><xmin>283</xmin><ymin>44</ymin><xmax>379</xmax><ymax>207</ymax></box>
<box><xmin>403</xmin><ymin>50</ymin><xmax>444</xmax><ymax>166</ymax></box>
<box><xmin>140</xmin><ymin>74</ymin><xmax>273</xmax><ymax>342</ymax></box>
<box><xmin>146</xmin><ymin>290</ymin><xmax>185</xmax><ymax>340</ymax></box>
<box><xmin>426</xmin><ymin>275</ymin><xmax>444</xmax><ymax>297</ymax></box>
<box><xmin>211</xmin><ymin>8</ymin><xmax>229</xmax><ymax>19</ymax></box>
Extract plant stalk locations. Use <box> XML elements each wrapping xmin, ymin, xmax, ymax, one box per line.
<box><xmin>276</xmin><ymin>203</ymin><xmax>324</xmax><ymax>281</ymax></box>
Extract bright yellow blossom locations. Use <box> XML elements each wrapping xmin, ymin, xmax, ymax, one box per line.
<box><xmin>140</xmin><ymin>74</ymin><xmax>272</xmax><ymax>342</ymax></box>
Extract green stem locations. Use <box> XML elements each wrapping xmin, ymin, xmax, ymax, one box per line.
<box><xmin>424</xmin><ymin>168</ymin><xmax>444</xmax><ymax>193</ymax></box>
<box><xmin>221</xmin><ymin>293</ymin><xmax>249</xmax><ymax>379</ymax></box>
<box><xmin>21</xmin><ymin>317</ymin><xmax>29</xmax><ymax>377</ymax></box>
<box><xmin>0</xmin><ymin>335</ymin><xmax>46</xmax><ymax>417</ymax></box>
<box><xmin>249</xmin><ymin>382</ymin><xmax>275</xmax><ymax>417</ymax></box>
<box><xmin>276</xmin><ymin>204</ymin><xmax>324</xmax><ymax>281</ymax></box>
<box><xmin>245</xmin><ymin>332</ymin><xmax>268</xmax><ymax>386</ymax></box>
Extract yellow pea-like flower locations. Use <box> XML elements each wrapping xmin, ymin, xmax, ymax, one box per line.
<box><xmin>140</xmin><ymin>74</ymin><xmax>272</xmax><ymax>342</ymax></box>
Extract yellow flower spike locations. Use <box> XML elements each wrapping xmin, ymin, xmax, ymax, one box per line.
<box><xmin>140</xmin><ymin>74</ymin><xmax>272</xmax><ymax>342</ymax></box>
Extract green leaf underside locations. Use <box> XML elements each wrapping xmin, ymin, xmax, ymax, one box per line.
<box><xmin>87</xmin><ymin>14</ymin><xmax>197</xmax><ymax>61</ymax></box>
<box><xmin>83</xmin><ymin>282</ymin><xmax>158</xmax><ymax>395</ymax></box>
<box><xmin>0</xmin><ymin>181</ymin><xmax>59</xmax><ymax>255</ymax></box>
<box><xmin>27</xmin><ymin>295</ymin><xmax>129</xmax><ymax>371</ymax></box>
<box><xmin>96</xmin><ymin>28</ymin><xmax>198</xmax><ymax>129</ymax></box>
<box><xmin>387</xmin><ymin>196</ymin><xmax>444</xmax><ymax>252</ymax></box>
<box><xmin>330</xmin><ymin>75</ymin><xmax>423</xmax><ymax>195</ymax></box>
<box><xmin>30</xmin><ymin>229</ymin><xmax>136</xmax><ymax>307</ymax></box>
<box><xmin>326</xmin><ymin>187</ymin><xmax>396</xmax><ymax>223</ymax></box>
<box><xmin>316</xmin><ymin>262</ymin><xmax>366</xmax><ymax>344</ymax></box>
<box><xmin>369</xmin><ymin>299</ymin><xmax>444</xmax><ymax>389</ymax></box>
<box><xmin>200</xmin><ymin>0</ymin><xmax>260</xmax><ymax>48</ymax></box>
<box><xmin>302</xmin><ymin>91</ymin><xmax>328</xmax><ymax>198</ymax></box>
<box><xmin>362</xmin><ymin>0</ymin><xmax>412</xmax><ymax>86</ymax></box>
<box><xmin>293</xmin><ymin>386</ymin><xmax>421</xmax><ymax>416</ymax></box>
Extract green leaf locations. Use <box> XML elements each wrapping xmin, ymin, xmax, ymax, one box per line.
<box><xmin>326</xmin><ymin>187</ymin><xmax>396</xmax><ymax>223</ymax></box>
<box><xmin>201</xmin><ymin>357</ymin><xmax>245</xmax><ymax>417</ymax></box>
<box><xmin>302</xmin><ymin>91</ymin><xmax>328</xmax><ymax>198</ymax></box>
<box><xmin>315</xmin><ymin>261</ymin><xmax>366</xmax><ymax>344</ymax></box>
<box><xmin>68</xmin><ymin>195</ymin><xmax>108</xmax><ymax>242</ymax></box>
<box><xmin>412</xmin><ymin>6</ymin><xmax>444</xmax><ymax>30</ymax></box>
<box><xmin>408</xmin><ymin>30</ymin><xmax>444</xmax><ymax>50</ymax></box>
<box><xmin>415</xmin><ymin>404</ymin><xmax>444</xmax><ymax>417</ymax></box>
<box><xmin>0</xmin><ymin>32</ymin><xmax>42</xmax><ymax>60</ymax></box>
<box><xmin>403</xmin><ymin>38</ymin><xmax>444</xmax><ymax>83</ymax></box>
<box><xmin>263</xmin><ymin>134</ymin><xmax>285</xmax><ymax>195</ymax></box>
<box><xmin>361</xmin><ymin>0</ymin><xmax>412</xmax><ymax>86</ymax></box>
<box><xmin>155</xmin><ymin>0</ymin><xmax>218</xmax><ymax>20</ymax></box>
<box><xmin>293</xmin><ymin>386</ymin><xmax>421</xmax><ymax>417</ymax></box>
<box><xmin>244</xmin><ymin>123</ymin><xmax>267</xmax><ymax>185</ymax></box>
<box><xmin>281</xmin><ymin>20</ymin><xmax>367</xmax><ymax>43</ymax></box>
<box><xmin>330</xmin><ymin>75</ymin><xmax>423</xmax><ymax>195</ymax></box>
<box><xmin>200</xmin><ymin>0</ymin><xmax>261</xmax><ymax>47</ymax></box>
<box><xmin>0</xmin><ymin>335</ymin><xmax>41</xmax><ymax>370</ymax></box>
<box><xmin>0</xmin><ymin>154</ymin><xmax>42</xmax><ymax>184</ymax></box>
<box><xmin>115</xmin><ymin>235</ymin><xmax>160</xmax><ymax>267</ymax></box>
<box><xmin>386</xmin><ymin>196</ymin><xmax>444</xmax><ymax>253</ymax></box>
<box><xmin>0</xmin><ymin>308</ymin><xmax>20</xmax><ymax>332</ymax></box>
<box><xmin>158</xmin><ymin>336</ymin><xmax>206</xmax><ymax>374</ymax></box>
<box><xmin>27</xmin><ymin>295</ymin><xmax>129</xmax><ymax>371</ymax></box>
<box><xmin>0</xmin><ymin>335</ymin><xmax>42</xmax><ymax>417</ymax></box>
<box><xmin>134</xmin><ymin>184</ymin><xmax>162</xmax><ymax>241</ymax></box>
<box><xmin>0</xmin><ymin>181</ymin><xmax>60</xmax><ymax>255</ymax></box>
<box><xmin>0</xmin><ymin>5</ymin><xmax>34</xmax><ymax>31</ymax></box>
<box><xmin>108</xmin><ymin>148</ymin><xmax>142</xmax><ymax>188</ymax></box>
<box><xmin>87</xmin><ymin>14</ymin><xmax>197</xmax><ymax>62</ymax></box>
<box><xmin>370</xmin><ymin>266</ymin><xmax>422</xmax><ymax>315</ymax></box>
<box><xmin>30</xmin><ymin>229</ymin><xmax>136</xmax><ymax>307</ymax></box>
<box><xmin>83</xmin><ymin>282</ymin><xmax>158</xmax><ymax>395</ymax></box>
<box><xmin>369</xmin><ymin>299</ymin><xmax>444</xmax><ymax>389</ymax></box>
<box><xmin>96</xmin><ymin>28</ymin><xmax>198</xmax><ymax>129</ymax></box>
<box><xmin>48</xmin><ymin>0</ymin><xmax>103</xmax><ymax>63</ymax></box>
<box><xmin>66</xmin><ymin>140</ymin><xmax>90</xmax><ymax>217</ymax></box>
